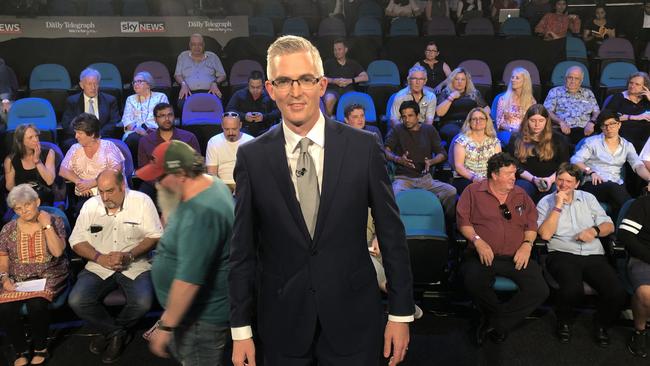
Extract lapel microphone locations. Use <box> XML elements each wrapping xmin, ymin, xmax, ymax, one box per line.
<box><xmin>296</xmin><ymin>168</ymin><xmax>307</xmax><ymax>177</ymax></box>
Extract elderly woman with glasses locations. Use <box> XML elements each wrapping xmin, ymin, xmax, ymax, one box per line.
<box><xmin>0</xmin><ymin>184</ymin><xmax>68</xmax><ymax>366</ymax></box>
<box><xmin>436</xmin><ymin>67</ymin><xmax>489</xmax><ymax>146</ymax></box>
<box><xmin>122</xmin><ymin>71</ymin><xmax>169</xmax><ymax>166</ymax></box>
<box><xmin>414</xmin><ymin>41</ymin><xmax>451</xmax><ymax>90</ymax></box>
<box><xmin>603</xmin><ymin>71</ymin><xmax>650</xmax><ymax>153</ymax></box>
<box><xmin>571</xmin><ymin>111</ymin><xmax>650</xmax><ymax>219</ymax></box>
<box><xmin>452</xmin><ymin>108</ymin><xmax>501</xmax><ymax>194</ymax></box>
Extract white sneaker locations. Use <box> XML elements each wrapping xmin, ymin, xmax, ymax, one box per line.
<box><xmin>414</xmin><ymin>304</ymin><xmax>424</xmax><ymax>319</ymax></box>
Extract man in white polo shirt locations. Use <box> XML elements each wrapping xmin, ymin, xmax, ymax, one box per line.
<box><xmin>68</xmin><ymin>169</ymin><xmax>163</xmax><ymax>364</ymax></box>
<box><xmin>205</xmin><ymin>111</ymin><xmax>254</xmax><ymax>191</ymax></box>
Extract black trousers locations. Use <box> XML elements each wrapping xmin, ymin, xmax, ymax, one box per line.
<box><xmin>462</xmin><ymin>253</ymin><xmax>549</xmax><ymax>334</ymax></box>
<box><xmin>546</xmin><ymin>252</ymin><xmax>627</xmax><ymax>327</ymax></box>
<box><xmin>581</xmin><ymin>181</ymin><xmax>631</xmax><ymax>220</ymax></box>
<box><xmin>0</xmin><ymin>297</ymin><xmax>50</xmax><ymax>353</ymax></box>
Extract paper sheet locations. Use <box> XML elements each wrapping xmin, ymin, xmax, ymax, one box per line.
<box><xmin>15</xmin><ymin>278</ymin><xmax>46</xmax><ymax>292</ymax></box>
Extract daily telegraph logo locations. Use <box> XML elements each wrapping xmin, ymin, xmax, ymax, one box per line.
<box><xmin>120</xmin><ymin>21</ymin><xmax>166</xmax><ymax>33</ymax></box>
<box><xmin>0</xmin><ymin>23</ymin><xmax>21</xmax><ymax>34</ymax></box>
<box><xmin>187</xmin><ymin>20</ymin><xmax>232</xmax><ymax>32</ymax></box>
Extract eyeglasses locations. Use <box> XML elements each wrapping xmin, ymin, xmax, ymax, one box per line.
<box><xmin>155</xmin><ymin>112</ymin><xmax>174</xmax><ymax>119</ymax></box>
<box><xmin>565</xmin><ymin>76</ymin><xmax>581</xmax><ymax>81</ymax></box>
<box><xmin>408</xmin><ymin>77</ymin><xmax>426</xmax><ymax>82</ymax></box>
<box><xmin>425</xmin><ymin>49</ymin><xmax>439</xmax><ymax>53</ymax></box>
<box><xmin>602</xmin><ymin>122</ymin><xmax>620</xmax><ymax>129</ymax></box>
<box><xmin>223</xmin><ymin>111</ymin><xmax>240</xmax><ymax>118</ymax></box>
<box><xmin>270</xmin><ymin>75</ymin><xmax>321</xmax><ymax>90</ymax></box>
<box><xmin>499</xmin><ymin>204</ymin><xmax>512</xmax><ymax>220</ymax></box>
<box><xmin>133</xmin><ymin>80</ymin><xmax>147</xmax><ymax>84</ymax></box>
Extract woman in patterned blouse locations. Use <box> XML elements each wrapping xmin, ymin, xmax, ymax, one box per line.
<box><xmin>0</xmin><ymin>184</ymin><xmax>68</xmax><ymax>366</ymax></box>
<box><xmin>452</xmin><ymin>107</ymin><xmax>502</xmax><ymax>193</ymax></box>
<box><xmin>496</xmin><ymin>67</ymin><xmax>536</xmax><ymax>144</ymax></box>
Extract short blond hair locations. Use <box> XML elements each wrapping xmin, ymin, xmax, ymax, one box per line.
<box><xmin>266</xmin><ymin>35</ymin><xmax>324</xmax><ymax>80</ymax></box>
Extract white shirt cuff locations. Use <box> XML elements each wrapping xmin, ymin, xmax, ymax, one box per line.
<box><xmin>231</xmin><ymin>326</ymin><xmax>253</xmax><ymax>340</ymax></box>
<box><xmin>388</xmin><ymin>314</ymin><xmax>414</xmax><ymax>322</ymax></box>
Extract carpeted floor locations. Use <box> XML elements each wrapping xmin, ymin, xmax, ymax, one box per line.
<box><xmin>3</xmin><ymin>306</ymin><xmax>647</xmax><ymax>366</ymax></box>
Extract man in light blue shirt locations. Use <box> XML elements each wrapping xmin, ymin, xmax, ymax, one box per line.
<box><xmin>537</xmin><ymin>163</ymin><xmax>626</xmax><ymax>347</ymax></box>
<box><xmin>570</xmin><ymin>111</ymin><xmax>650</xmax><ymax>219</ymax></box>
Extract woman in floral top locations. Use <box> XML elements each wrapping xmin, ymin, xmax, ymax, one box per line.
<box><xmin>452</xmin><ymin>107</ymin><xmax>501</xmax><ymax>193</ymax></box>
<box><xmin>0</xmin><ymin>184</ymin><xmax>68</xmax><ymax>366</ymax></box>
<box><xmin>496</xmin><ymin>67</ymin><xmax>536</xmax><ymax>144</ymax></box>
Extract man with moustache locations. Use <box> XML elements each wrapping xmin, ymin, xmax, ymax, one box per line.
<box><xmin>206</xmin><ymin>112</ymin><xmax>254</xmax><ymax>191</ymax></box>
<box><xmin>136</xmin><ymin>140</ymin><xmax>234</xmax><ymax>366</ymax></box>
<box><xmin>230</xmin><ymin>35</ymin><xmax>413</xmax><ymax>366</ymax></box>
<box><xmin>137</xmin><ymin>103</ymin><xmax>200</xmax><ymax>199</ymax></box>
<box><xmin>457</xmin><ymin>152</ymin><xmax>549</xmax><ymax>346</ymax></box>
<box><xmin>68</xmin><ymin>169</ymin><xmax>163</xmax><ymax>363</ymax></box>
<box><xmin>537</xmin><ymin>162</ymin><xmax>625</xmax><ymax>346</ymax></box>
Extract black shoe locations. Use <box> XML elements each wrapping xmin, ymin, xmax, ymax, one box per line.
<box><xmin>101</xmin><ymin>333</ymin><xmax>129</xmax><ymax>364</ymax></box>
<box><xmin>628</xmin><ymin>329</ymin><xmax>648</xmax><ymax>358</ymax></box>
<box><xmin>487</xmin><ymin>328</ymin><xmax>507</xmax><ymax>344</ymax></box>
<box><xmin>595</xmin><ymin>327</ymin><xmax>610</xmax><ymax>347</ymax></box>
<box><xmin>556</xmin><ymin>322</ymin><xmax>571</xmax><ymax>344</ymax></box>
<box><xmin>89</xmin><ymin>336</ymin><xmax>107</xmax><ymax>355</ymax></box>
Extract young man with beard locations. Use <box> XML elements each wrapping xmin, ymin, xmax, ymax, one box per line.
<box><xmin>137</xmin><ymin>140</ymin><xmax>234</xmax><ymax>366</ymax></box>
<box><xmin>137</xmin><ymin>103</ymin><xmax>200</xmax><ymax>200</ymax></box>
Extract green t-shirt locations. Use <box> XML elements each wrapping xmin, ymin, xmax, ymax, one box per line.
<box><xmin>151</xmin><ymin>180</ymin><xmax>234</xmax><ymax>325</ymax></box>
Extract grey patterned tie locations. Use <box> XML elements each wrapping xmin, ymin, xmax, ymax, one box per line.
<box><xmin>88</xmin><ymin>98</ymin><xmax>96</xmax><ymax>116</ymax></box>
<box><xmin>296</xmin><ymin>137</ymin><xmax>320</xmax><ymax>238</ymax></box>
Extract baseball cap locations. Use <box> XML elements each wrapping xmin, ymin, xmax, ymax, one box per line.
<box><xmin>135</xmin><ymin>140</ymin><xmax>197</xmax><ymax>181</ymax></box>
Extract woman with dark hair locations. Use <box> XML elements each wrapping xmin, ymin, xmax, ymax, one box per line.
<box><xmin>59</xmin><ymin>113</ymin><xmax>124</xmax><ymax>199</ymax></box>
<box><xmin>534</xmin><ymin>0</ymin><xmax>581</xmax><ymax>40</ymax></box>
<box><xmin>603</xmin><ymin>71</ymin><xmax>650</xmax><ymax>153</ymax></box>
<box><xmin>415</xmin><ymin>41</ymin><xmax>451</xmax><ymax>90</ymax></box>
<box><xmin>582</xmin><ymin>4</ymin><xmax>615</xmax><ymax>51</ymax></box>
<box><xmin>3</xmin><ymin>124</ymin><xmax>55</xmax><ymax>207</ymax></box>
<box><xmin>436</xmin><ymin>67</ymin><xmax>489</xmax><ymax>145</ymax></box>
<box><xmin>0</xmin><ymin>184</ymin><xmax>68</xmax><ymax>366</ymax></box>
<box><xmin>506</xmin><ymin>104</ymin><xmax>571</xmax><ymax>202</ymax></box>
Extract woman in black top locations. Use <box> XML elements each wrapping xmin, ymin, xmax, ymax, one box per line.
<box><xmin>582</xmin><ymin>4</ymin><xmax>615</xmax><ymax>52</ymax></box>
<box><xmin>603</xmin><ymin>71</ymin><xmax>650</xmax><ymax>153</ymax></box>
<box><xmin>506</xmin><ymin>104</ymin><xmax>571</xmax><ymax>203</ymax></box>
<box><xmin>415</xmin><ymin>41</ymin><xmax>451</xmax><ymax>90</ymax></box>
<box><xmin>436</xmin><ymin>67</ymin><xmax>489</xmax><ymax>145</ymax></box>
<box><xmin>3</xmin><ymin>124</ymin><xmax>55</xmax><ymax>207</ymax></box>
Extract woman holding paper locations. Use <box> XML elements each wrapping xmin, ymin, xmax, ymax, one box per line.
<box><xmin>0</xmin><ymin>184</ymin><xmax>68</xmax><ymax>366</ymax></box>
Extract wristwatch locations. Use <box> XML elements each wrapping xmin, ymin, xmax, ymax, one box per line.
<box><xmin>592</xmin><ymin>225</ymin><xmax>601</xmax><ymax>237</ymax></box>
<box><xmin>584</xmin><ymin>167</ymin><xmax>594</xmax><ymax>175</ymax></box>
<box><xmin>42</xmin><ymin>224</ymin><xmax>52</xmax><ymax>231</ymax></box>
<box><xmin>472</xmin><ymin>234</ymin><xmax>481</xmax><ymax>243</ymax></box>
<box><xmin>157</xmin><ymin>320</ymin><xmax>175</xmax><ymax>332</ymax></box>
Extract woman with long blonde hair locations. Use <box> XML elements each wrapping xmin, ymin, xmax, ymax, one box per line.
<box><xmin>496</xmin><ymin>68</ymin><xmax>536</xmax><ymax>135</ymax></box>
<box><xmin>506</xmin><ymin>104</ymin><xmax>570</xmax><ymax>202</ymax></box>
<box><xmin>452</xmin><ymin>107</ymin><xmax>501</xmax><ymax>193</ymax></box>
<box><xmin>435</xmin><ymin>67</ymin><xmax>489</xmax><ymax>145</ymax></box>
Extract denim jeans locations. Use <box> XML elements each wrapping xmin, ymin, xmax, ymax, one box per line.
<box><xmin>68</xmin><ymin>269</ymin><xmax>153</xmax><ymax>336</ymax></box>
<box><xmin>169</xmin><ymin>321</ymin><xmax>228</xmax><ymax>366</ymax></box>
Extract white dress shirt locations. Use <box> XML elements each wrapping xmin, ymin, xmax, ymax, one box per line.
<box><xmin>69</xmin><ymin>190</ymin><xmax>163</xmax><ymax>280</ymax></box>
<box><xmin>231</xmin><ymin>113</ymin><xmax>413</xmax><ymax>341</ymax></box>
<box><xmin>84</xmin><ymin>94</ymin><xmax>99</xmax><ymax>119</ymax></box>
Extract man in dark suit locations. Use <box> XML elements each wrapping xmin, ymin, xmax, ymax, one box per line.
<box><xmin>229</xmin><ymin>35</ymin><xmax>414</xmax><ymax>366</ymax></box>
<box><xmin>61</xmin><ymin>67</ymin><xmax>120</xmax><ymax>151</ymax></box>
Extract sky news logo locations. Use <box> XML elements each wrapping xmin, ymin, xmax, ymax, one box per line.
<box><xmin>120</xmin><ymin>21</ymin><xmax>165</xmax><ymax>33</ymax></box>
<box><xmin>0</xmin><ymin>23</ymin><xmax>21</xmax><ymax>34</ymax></box>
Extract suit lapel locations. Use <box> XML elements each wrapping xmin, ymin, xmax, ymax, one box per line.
<box><xmin>264</xmin><ymin>126</ymin><xmax>312</xmax><ymax>243</ymax></box>
<box><xmin>313</xmin><ymin>119</ymin><xmax>346</xmax><ymax>245</ymax></box>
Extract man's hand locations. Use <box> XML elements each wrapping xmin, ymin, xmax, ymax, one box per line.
<box><xmin>208</xmin><ymin>83</ymin><xmax>223</xmax><ymax>98</ymax></box>
<box><xmin>397</xmin><ymin>151</ymin><xmax>415</xmax><ymax>169</ymax></box>
<box><xmin>1</xmin><ymin>100</ymin><xmax>10</xmax><ymax>113</ymax></box>
<box><xmin>474</xmin><ymin>239</ymin><xmax>494</xmax><ymax>266</ymax></box>
<box><xmin>590</xmin><ymin>172</ymin><xmax>603</xmax><ymax>185</ymax></box>
<box><xmin>135</xmin><ymin>126</ymin><xmax>148</xmax><ymax>136</ymax></box>
<box><xmin>422</xmin><ymin>157</ymin><xmax>434</xmax><ymax>174</ymax></box>
<box><xmin>559</xmin><ymin>121</ymin><xmax>571</xmax><ymax>135</ymax></box>
<box><xmin>576</xmin><ymin>227</ymin><xmax>597</xmax><ymax>243</ymax></box>
<box><xmin>148</xmin><ymin>328</ymin><xmax>172</xmax><ymax>358</ymax></box>
<box><xmin>232</xmin><ymin>338</ymin><xmax>256</xmax><ymax>366</ymax></box>
<box><xmin>584</xmin><ymin>122</ymin><xmax>595</xmax><ymax>136</ymax></box>
<box><xmin>245</xmin><ymin>112</ymin><xmax>262</xmax><ymax>123</ymax></box>
<box><xmin>369</xmin><ymin>237</ymin><xmax>381</xmax><ymax>257</ymax></box>
<box><xmin>178</xmin><ymin>83</ymin><xmax>192</xmax><ymax>100</ymax></box>
<box><xmin>96</xmin><ymin>254</ymin><xmax>114</xmax><ymax>270</ymax></box>
<box><xmin>513</xmin><ymin>243</ymin><xmax>531</xmax><ymax>270</ymax></box>
<box><xmin>384</xmin><ymin>321</ymin><xmax>409</xmax><ymax>366</ymax></box>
